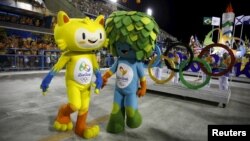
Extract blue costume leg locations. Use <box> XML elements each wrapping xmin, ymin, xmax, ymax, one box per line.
<box><xmin>107</xmin><ymin>89</ymin><xmax>125</xmax><ymax>133</ymax></box>
<box><xmin>125</xmin><ymin>92</ymin><xmax>142</xmax><ymax>128</ymax></box>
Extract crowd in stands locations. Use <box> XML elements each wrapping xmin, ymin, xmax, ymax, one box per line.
<box><xmin>0</xmin><ymin>0</ymin><xmax>176</xmax><ymax>71</ymax></box>
<box><xmin>69</xmin><ymin>0</ymin><xmax>115</xmax><ymax>17</ymax></box>
<box><xmin>0</xmin><ymin>11</ymin><xmax>55</xmax><ymax>29</ymax></box>
<box><xmin>0</xmin><ymin>34</ymin><xmax>60</xmax><ymax>71</ymax></box>
<box><xmin>0</xmin><ymin>33</ymin><xmax>116</xmax><ymax>71</ymax></box>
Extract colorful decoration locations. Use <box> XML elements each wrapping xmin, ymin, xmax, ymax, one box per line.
<box><xmin>102</xmin><ymin>11</ymin><xmax>159</xmax><ymax>133</ymax></box>
<box><xmin>222</xmin><ymin>3</ymin><xmax>235</xmax><ymax>43</ymax></box>
<box><xmin>40</xmin><ymin>11</ymin><xmax>108</xmax><ymax>139</ymax></box>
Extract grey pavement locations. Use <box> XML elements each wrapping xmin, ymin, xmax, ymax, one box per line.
<box><xmin>0</xmin><ymin>71</ymin><xmax>250</xmax><ymax>141</ymax></box>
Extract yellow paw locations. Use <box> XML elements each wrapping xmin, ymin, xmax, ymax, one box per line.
<box><xmin>53</xmin><ymin>121</ymin><xmax>73</xmax><ymax>131</ymax></box>
<box><xmin>83</xmin><ymin>125</ymin><xmax>100</xmax><ymax>139</ymax></box>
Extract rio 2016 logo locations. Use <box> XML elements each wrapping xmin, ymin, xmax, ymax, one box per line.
<box><xmin>79</xmin><ymin>61</ymin><xmax>91</xmax><ymax>72</ymax></box>
<box><xmin>119</xmin><ymin>66</ymin><xmax>127</xmax><ymax>76</ymax></box>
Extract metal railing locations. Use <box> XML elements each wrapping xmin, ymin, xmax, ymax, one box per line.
<box><xmin>0</xmin><ymin>49</ymin><xmax>61</xmax><ymax>72</ymax></box>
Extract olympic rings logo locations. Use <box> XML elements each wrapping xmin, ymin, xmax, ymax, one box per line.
<box><xmin>148</xmin><ymin>28</ymin><xmax>247</xmax><ymax>90</ymax></box>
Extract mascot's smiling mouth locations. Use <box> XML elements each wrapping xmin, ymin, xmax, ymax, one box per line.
<box><xmin>121</xmin><ymin>50</ymin><xmax>128</xmax><ymax>54</ymax></box>
<box><xmin>88</xmin><ymin>39</ymin><xmax>97</xmax><ymax>44</ymax></box>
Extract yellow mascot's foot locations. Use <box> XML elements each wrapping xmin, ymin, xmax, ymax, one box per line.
<box><xmin>53</xmin><ymin>121</ymin><xmax>73</xmax><ymax>131</ymax></box>
<box><xmin>82</xmin><ymin>125</ymin><xmax>100</xmax><ymax>139</ymax></box>
<box><xmin>53</xmin><ymin>104</ymin><xmax>75</xmax><ymax>131</ymax></box>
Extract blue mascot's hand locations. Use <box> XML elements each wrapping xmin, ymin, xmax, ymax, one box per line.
<box><xmin>94</xmin><ymin>70</ymin><xmax>102</xmax><ymax>94</ymax></box>
<box><xmin>40</xmin><ymin>71</ymin><xmax>55</xmax><ymax>96</ymax></box>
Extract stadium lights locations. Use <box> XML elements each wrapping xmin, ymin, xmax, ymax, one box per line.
<box><xmin>110</xmin><ymin>0</ymin><xmax>117</xmax><ymax>3</ymax></box>
<box><xmin>147</xmin><ymin>8</ymin><xmax>152</xmax><ymax>16</ymax></box>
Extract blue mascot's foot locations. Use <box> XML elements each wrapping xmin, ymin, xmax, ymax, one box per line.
<box><xmin>106</xmin><ymin>108</ymin><xmax>125</xmax><ymax>134</ymax></box>
<box><xmin>126</xmin><ymin>110</ymin><xmax>142</xmax><ymax>128</ymax></box>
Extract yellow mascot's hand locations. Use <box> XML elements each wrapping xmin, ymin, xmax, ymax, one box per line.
<box><xmin>92</xmin><ymin>83</ymin><xmax>100</xmax><ymax>94</ymax></box>
<box><xmin>42</xmin><ymin>91</ymin><xmax>47</xmax><ymax>96</ymax></box>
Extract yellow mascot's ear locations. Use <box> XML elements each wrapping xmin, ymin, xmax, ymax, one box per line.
<box><xmin>57</xmin><ymin>11</ymin><xmax>70</xmax><ymax>26</ymax></box>
<box><xmin>95</xmin><ymin>15</ymin><xmax>105</xmax><ymax>26</ymax></box>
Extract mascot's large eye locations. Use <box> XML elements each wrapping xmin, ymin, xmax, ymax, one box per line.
<box><xmin>82</xmin><ymin>33</ymin><xmax>86</xmax><ymax>39</ymax></box>
<box><xmin>100</xmin><ymin>33</ymin><xmax>102</xmax><ymax>39</ymax></box>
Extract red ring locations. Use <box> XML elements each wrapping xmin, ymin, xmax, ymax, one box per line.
<box><xmin>197</xmin><ymin>43</ymin><xmax>236</xmax><ymax>77</ymax></box>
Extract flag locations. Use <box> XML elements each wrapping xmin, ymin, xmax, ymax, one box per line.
<box><xmin>244</xmin><ymin>16</ymin><xmax>250</xmax><ymax>25</ymax></box>
<box><xmin>203</xmin><ymin>17</ymin><xmax>212</xmax><ymax>25</ymax></box>
<box><xmin>212</xmin><ymin>17</ymin><xmax>220</xmax><ymax>26</ymax></box>
<box><xmin>235</xmin><ymin>15</ymin><xmax>244</xmax><ymax>25</ymax></box>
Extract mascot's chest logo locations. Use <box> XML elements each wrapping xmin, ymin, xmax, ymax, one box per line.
<box><xmin>116</xmin><ymin>63</ymin><xmax>133</xmax><ymax>88</ymax></box>
<box><xmin>74</xmin><ymin>58</ymin><xmax>93</xmax><ymax>84</ymax></box>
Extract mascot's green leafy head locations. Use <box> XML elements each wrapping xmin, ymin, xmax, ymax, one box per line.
<box><xmin>105</xmin><ymin>11</ymin><xmax>160</xmax><ymax>61</ymax></box>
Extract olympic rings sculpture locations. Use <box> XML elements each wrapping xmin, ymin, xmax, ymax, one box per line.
<box><xmin>148</xmin><ymin>28</ymin><xmax>245</xmax><ymax>90</ymax></box>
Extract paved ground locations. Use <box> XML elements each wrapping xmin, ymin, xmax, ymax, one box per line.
<box><xmin>0</xmin><ymin>71</ymin><xmax>250</xmax><ymax>141</ymax></box>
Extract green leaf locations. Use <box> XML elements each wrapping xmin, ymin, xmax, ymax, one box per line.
<box><xmin>137</xmin><ymin>12</ymin><xmax>147</xmax><ymax>17</ymax></box>
<box><xmin>145</xmin><ymin>22</ymin><xmax>154</xmax><ymax>31</ymax></box>
<box><xmin>150</xmin><ymin>31</ymin><xmax>157</xmax><ymax>40</ymax></box>
<box><xmin>143</xmin><ymin>44</ymin><xmax>152</xmax><ymax>52</ymax></box>
<box><xmin>131</xmin><ymin>44</ymin><xmax>139</xmax><ymax>51</ymax></box>
<box><xmin>121</xmin><ymin>27</ymin><xmax>128</xmax><ymax>36</ymax></box>
<box><xmin>115</xmin><ymin>21</ymin><xmax>123</xmax><ymax>29</ymax></box>
<box><xmin>131</xmin><ymin>15</ymin><xmax>141</xmax><ymax>22</ymax></box>
<box><xmin>141</xmin><ymin>29</ymin><xmax>150</xmax><ymax>37</ymax></box>
<box><xmin>127</xmin><ymin>11</ymin><xmax>137</xmax><ymax>15</ymax></box>
<box><xmin>114</xmin><ymin>16</ymin><xmax>123</xmax><ymax>23</ymax></box>
<box><xmin>106</xmin><ymin>26</ymin><xmax>113</xmax><ymax>34</ymax></box>
<box><xmin>135</xmin><ymin>22</ymin><xmax>144</xmax><ymax>30</ymax></box>
<box><xmin>105</xmin><ymin>18</ymin><xmax>113</xmax><ymax>25</ymax></box>
<box><xmin>126</xmin><ymin>24</ymin><xmax>134</xmax><ymax>31</ymax></box>
<box><xmin>136</xmin><ymin>50</ymin><xmax>144</xmax><ymax>60</ymax></box>
<box><xmin>115</xmin><ymin>11</ymin><xmax>127</xmax><ymax>16</ymax></box>
<box><xmin>129</xmin><ymin>33</ymin><xmax>138</xmax><ymax>41</ymax></box>
<box><xmin>126</xmin><ymin>36</ymin><xmax>133</xmax><ymax>45</ymax></box>
<box><xmin>146</xmin><ymin>50</ymin><xmax>153</xmax><ymax>57</ymax></box>
<box><xmin>153</xmin><ymin>24</ymin><xmax>160</xmax><ymax>33</ymax></box>
<box><xmin>122</xmin><ymin>16</ymin><xmax>132</xmax><ymax>26</ymax></box>
<box><xmin>141</xmin><ymin>17</ymin><xmax>151</xmax><ymax>25</ymax></box>
<box><xmin>137</xmin><ymin>38</ymin><xmax>149</xmax><ymax>49</ymax></box>
<box><xmin>115</xmin><ymin>34</ymin><xmax>120</xmax><ymax>41</ymax></box>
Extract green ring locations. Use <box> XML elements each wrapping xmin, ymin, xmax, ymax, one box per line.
<box><xmin>179</xmin><ymin>57</ymin><xmax>211</xmax><ymax>90</ymax></box>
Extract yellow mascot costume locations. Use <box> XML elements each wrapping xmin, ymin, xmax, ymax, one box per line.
<box><xmin>40</xmin><ymin>11</ymin><xmax>107</xmax><ymax>139</ymax></box>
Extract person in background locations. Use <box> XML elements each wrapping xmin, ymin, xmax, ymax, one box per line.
<box><xmin>50</xmin><ymin>51</ymin><xmax>58</xmax><ymax>67</ymax></box>
<box><xmin>30</xmin><ymin>41</ymin><xmax>38</xmax><ymax>69</ymax></box>
<box><xmin>0</xmin><ymin>36</ymin><xmax>8</xmax><ymax>70</ymax></box>
<box><xmin>96</xmin><ymin>51</ymin><xmax>101</xmax><ymax>67</ymax></box>
<box><xmin>23</xmin><ymin>38</ymin><xmax>31</xmax><ymax>68</ymax></box>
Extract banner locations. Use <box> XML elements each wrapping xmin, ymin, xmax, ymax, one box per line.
<box><xmin>203</xmin><ymin>17</ymin><xmax>212</xmax><ymax>25</ymax></box>
<box><xmin>244</xmin><ymin>16</ymin><xmax>250</xmax><ymax>25</ymax></box>
<box><xmin>212</xmin><ymin>17</ymin><xmax>220</xmax><ymax>26</ymax></box>
<box><xmin>235</xmin><ymin>15</ymin><xmax>244</xmax><ymax>25</ymax></box>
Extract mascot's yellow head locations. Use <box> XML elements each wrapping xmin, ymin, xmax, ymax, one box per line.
<box><xmin>54</xmin><ymin>11</ymin><xmax>106</xmax><ymax>51</ymax></box>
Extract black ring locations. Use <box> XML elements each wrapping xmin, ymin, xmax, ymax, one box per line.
<box><xmin>163</xmin><ymin>42</ymin><xmax>194</xmax><ymax>72</ymax></box>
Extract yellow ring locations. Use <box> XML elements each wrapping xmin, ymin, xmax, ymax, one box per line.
<box><xmin>148</xmin><ymin>55</ymin><xmax>175</xmax><ymax>84</ymax></box>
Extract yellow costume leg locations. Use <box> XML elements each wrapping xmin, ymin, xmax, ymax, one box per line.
<box><xmin>75</xmin><ymin>88</ymin><xmax>99</xmax><ymax>139</ymax></box>
<box><xmin>53</xmin><ymin>84</ymin><xmax>81</xmax><ymax>131</ymax></box>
